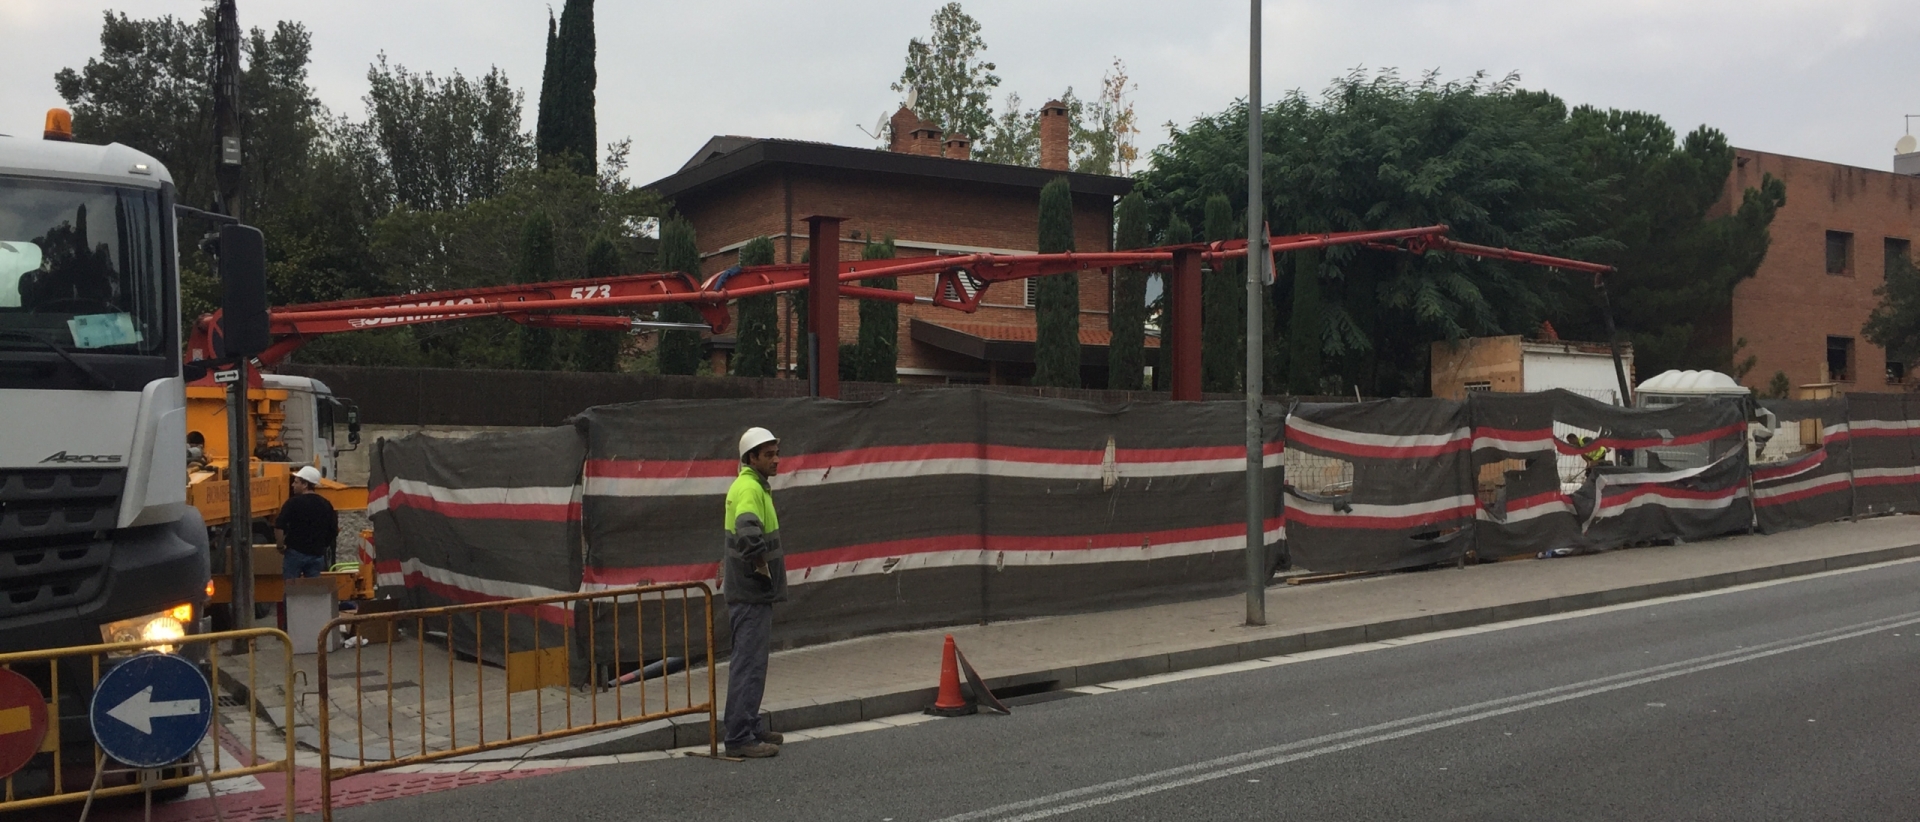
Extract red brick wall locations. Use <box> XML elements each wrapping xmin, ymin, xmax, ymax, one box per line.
<box><xmin>1720</xmin><ymin>149</ymin><xmax>1920</xmax><ymax>393</ymax></box>
<box><xmin>674</xmin><ymin>163</ymin><xmax>1119</xmax><ymax>381</ymax></box>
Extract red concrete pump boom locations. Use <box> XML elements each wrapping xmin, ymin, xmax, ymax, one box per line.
<box><xmin>185</xmin><ymin>223</ymin><xmax>1619</xmax><ymax>399</ymax></box>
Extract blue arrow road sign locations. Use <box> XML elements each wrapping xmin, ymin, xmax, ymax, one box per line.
<box><xmin>89</xmin><ymin>654</ymin><xmax>212</xmax><ymax>769</ymax></box>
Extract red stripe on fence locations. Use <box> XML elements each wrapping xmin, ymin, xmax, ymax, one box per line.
<box><xmin>381</xmin><ymin>488</ymin><xmax>580</xmax><ymax>522</ymax></box>
<box><xmin>1285</xmin><ymin>426</ymin><xmax>1470</xmax><ymax>459</ymax></box>
<box><xmin>1754</xmin><ymin>476</ymin><xmax>1853</xmax><ymax>508</ymax></box>
<box><xmin>1284</xmin><ymin>503</ymin><xmax>1478</xmax><ymax>531</ymax></box>
<box><xmin>1753</xmin><ymin>450</ymin><xmax>1826</xmax><ymax>482</ymax></box>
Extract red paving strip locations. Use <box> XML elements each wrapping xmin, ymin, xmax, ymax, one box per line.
<box><xmin>81</xmin><ymin>730</ymin><xmax>578</xmax><ymax>822</ymax></box>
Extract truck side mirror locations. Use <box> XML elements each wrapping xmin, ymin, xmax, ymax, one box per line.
<box><xmin>343</xmin><ymin>402</ymin><xmax>361</xmax><ymax>450</ymax></box>
<box><xmin>217</xmin><ymin>224</ymin><xmax>270</xmax><ymax>357</ymax></box>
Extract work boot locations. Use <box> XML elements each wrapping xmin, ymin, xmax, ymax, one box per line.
<box><xmin>758</xmin><ymin>730</ymin><xmax>783</xmax><ymax>745</ymax></box>
<box><xmin>726</xmin><ymin>741</ymin><xmax>779</xmax><ymax>758</ymax></box>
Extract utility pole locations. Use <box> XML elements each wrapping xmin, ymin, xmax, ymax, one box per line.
<box><xmin>212</xmin><ymin>0</ymin><xmax>254</xmax><ymax>628</ymax></box>
<box><xmin>1243</xmin><ymin>0</ymin><xmax>1268</xmax><ymax>626</ymax></box>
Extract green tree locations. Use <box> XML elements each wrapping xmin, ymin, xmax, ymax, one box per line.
<box><xmin>732</xmin><ymin>236</ymin><xmax>780</xmax><ymax>377</ymax></box>
<box><xmin>536</xmin><ymin>0</ymin><xmax>597</xmax><ymax>175</ymax></box>
<box><xmin>892</xmin><ymin>2</ymin><xmax>999</xmax><ymax>144</ymax></box>
<box><xmin>515</xmin><ymin>211</ymin><xmax>558</xmax><ymax>370</ymax></box>
<box><xmin>974</xmin><ymin>92</ymin><xmax>1037</xmax><ymax>166</ymax></box>
<box><xmin>1864</xmin><ymin>253</ymin><xmax>1920</xmax><ymax>376</ymax></box>
<box><xmin>574</xmin><ymin>235</ymin><xmax>623</xmax><ymax>371</ymax></box>
<box><xmin>1140</xmin><ymin>68</ymin><xmax>1785</xmax><ymax>395</ymax></box>
<box><xmin>1201</xmin><ymin>194</ymin><xmax>1244</xmax><ymax>392</ymax></box>
<box><xmin>1033</xmin><ymin>177</ymin><xmax>1080</xmax><ymax>387</ymax></box>
<box><xmin>1108</xmin><ymin>192</ymin><xmax>1149</xmax><ymax>389</ymax></box>
<box><xmin>1071</xmin><ymin>60</ymin><xmax>1140</xmax><ymax>176</ymax></box>
<box><xmin>855</xmin><ymin>238</ymin><xmax>899</xmax><ymax>382</ymax></box>
<box><xmin>1764</xmin><ymin>371</ymin><xmax>1793</xmax><ymax>399</ymax></box>
<box><xmin>362</xmin><ymin>56</ymin><xmax>535</xmax><ymax>211</ymax></box>
<box><xmin>655</xmin><ymin>217</ymin><xmax>705</xmax><ymax>375</ymax></box>
<box><xmin>1287</xmin><ymin>249</ymin><xmax>1325</xmax><ymax>395</ymax></box>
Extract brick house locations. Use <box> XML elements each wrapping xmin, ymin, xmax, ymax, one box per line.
<box><xmin>1712</xmin><ymin>148</ymin><xmax>1920</xmax><ymax>393</ymax></box>
<box><xmin>643</xmin><ymin>104</ymin><xmax>1137</xmax><ymax>385</ymax></box>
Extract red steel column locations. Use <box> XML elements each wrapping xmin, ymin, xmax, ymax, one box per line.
<box><xmin>806</xmin><ymin>215</ymin><xmax>845</xmax><ymax>398</ymax></box>
<box><xmin>1170</xmin><ymin>248</ymin><xmax>1203</xmax><ymax>401</ymax></box>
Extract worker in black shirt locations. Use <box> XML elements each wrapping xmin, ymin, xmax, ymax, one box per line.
<box><xmin>276</xmin><ymin>466</ymin><xmax>337</xmax><ymax>579</ymax></box>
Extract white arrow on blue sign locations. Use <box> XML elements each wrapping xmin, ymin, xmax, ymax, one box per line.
<box><xmin>89</xmin><ymin>653</ymin><xmax>212</xmax><ymax>769</ymax></box>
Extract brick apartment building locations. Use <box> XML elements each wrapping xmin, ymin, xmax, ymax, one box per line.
<box><xmin>643</xmin><ymin>103</ymin><xmax>1137</xmax><ymax>385</ymax></box>
<box><xmin>1714</xmin><ymin>147</ymin><xmax>1920</xmax><ymax>394</ymax></box>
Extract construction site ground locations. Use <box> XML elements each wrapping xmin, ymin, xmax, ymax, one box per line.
<box><xmin>80</xmin><ymin>513</ymin><xmax>1919</xmax><ymax>821</ymax></box>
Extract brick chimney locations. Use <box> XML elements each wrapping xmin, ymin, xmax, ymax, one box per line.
<box><xmin>911</xmin><ymin>124</ymin><xmax>944</xmax><ymax>157</ymax></box>
<box><xmin>944</xmin><ymin>133</ymin><xmax>972</xmax><ymax>161</ymax></box>
<box><xmin>1039</xmin><ymin>100</ymin><xmax>1070</xmax><ymax>171</ymax></box>
<box><xmin>888</xmin><ymin>106</ymin><xmax>919</xmax><ymax>153</ymax></box>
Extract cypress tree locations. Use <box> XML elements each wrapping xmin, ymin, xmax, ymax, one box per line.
<box><xmin>536</xmin><ymin>0</ymin><xmax>597</xmax><ymax>175</ymax></box>
<box><xmin>855</xmin><ymin>238</ymin><xmax>899</xmax><ymax>383</ymax></box>
<box><xmin>1032</xmin><ymin>177</ymin><xmax>1080</xmax><ymax>387</ymax></box>
<box><xmin>1152</xmin><ymin>216</ymin><xmax>1193</xmax><ymax>392</ymax></box>
<box><xmin>656</xmin><ymin>218</ymin><xmax>705</xmax><ymax>375</ymax></box>
<box><xmin>515</xmin><ymin>211</ymin><xmax>557</xmax><ymax>370</ymax></box>
<box><xmin>574</xmin><ymin>235</ymin><xmax>623</xmax><ymax>372</ymax></box>
<box><xmin>1201</xmin><ymin>193</ymin><xmax>1244</xmax><ymax>393</ymax></box>
<box><xmin>1107</xmin><ymin>192</ymin><xmax>1148</xmax><ymax>390</ymax></box>
<box><xmin>1287</xmin><ymin>249</ymin><xmax>1324</xmax><ymax>395</ymax></box>
<box><xmin>732</xmin><ymin>237</ymin><xmax>780</xmax><ymax>377</ymax></box>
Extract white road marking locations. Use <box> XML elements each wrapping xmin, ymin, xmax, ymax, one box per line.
<box><xmin>935</xmin><ymin>609</ymin><xmax>1920</xmax><ymax>822</ymax></box>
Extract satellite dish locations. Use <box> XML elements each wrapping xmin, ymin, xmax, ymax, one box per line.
<box><xmin>905</xmin><ymin>86</ymin><xmax>920</xmax><ymax>110</ymax></box>
<box><xmin>1898</xmin><ymin>134</ymin><xmax>1918</xmax><ymax>155</ymax></box>
<box><xmin>858</xmin><ymin>112</ymin><xmax>889</xmax><ymax>140</ymax></box>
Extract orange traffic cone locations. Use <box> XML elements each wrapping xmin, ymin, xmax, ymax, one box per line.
<box><xmin>927</xmin><ymin>634</ymin><xmax>977</xmax><ymax>716</ymax></box>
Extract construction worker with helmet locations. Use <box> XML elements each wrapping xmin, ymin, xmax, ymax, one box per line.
<box><xmin>722</xmin><ymin>426</ymin><xmax>788</xmax><ymax>758</ymax></box>
<box><xmin>275</xmin><ymin>465</ymin><xmax>337</xmax><ymax>580</ymax></box>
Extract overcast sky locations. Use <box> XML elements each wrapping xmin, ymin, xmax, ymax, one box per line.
<box><xmin>5</xmin><ymin>0</ymin><xmax>1916</xmax><ymax>187</ymax></box>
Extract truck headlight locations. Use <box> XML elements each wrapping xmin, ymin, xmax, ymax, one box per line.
<box><xmin>100</xmin><ymin>604</ymin><xmax>193</xmax><ymax>654</ymax></box>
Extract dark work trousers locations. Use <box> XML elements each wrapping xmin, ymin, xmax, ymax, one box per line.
<box><xmin>724</xmin><ymin>601</ymin><xmax>773</xmax><ymax>748</ymax></box>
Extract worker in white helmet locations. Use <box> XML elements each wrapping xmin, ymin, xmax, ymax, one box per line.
<box><xmin>722</xmin><ymin>426</ymin><xmax>787</xmax><ymax>758</ymax></box>
<box><xmin>275</xmin><ymin>465</ymin><xmax>337</xmax><ymax>580</ymax></box>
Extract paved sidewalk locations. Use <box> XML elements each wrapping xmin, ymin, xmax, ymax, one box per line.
<box><xmin>539</xmin><ymin>514</ymin><xmax>1920</xmax><ymax>757</ymax></box>
<box><xmin>212</xmin><ymin>515</ymin><xmax>1918</xmax><ymax>765</ymax></box>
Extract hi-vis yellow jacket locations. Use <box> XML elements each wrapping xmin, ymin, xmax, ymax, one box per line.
<box><xmin>722</xmin><ymin>464</ymin><xmax>787</xmax><ymax>604</ymax></box>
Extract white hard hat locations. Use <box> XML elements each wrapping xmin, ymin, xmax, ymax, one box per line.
<box><xmin>294</xmin><ymin>466</ymin><xmax>324</xmax><ymax>485</ymax></box>
<box><xmin>738</xmin><ymin>427</ymin><xmax>778</xmax><ymax>460</ymax></box>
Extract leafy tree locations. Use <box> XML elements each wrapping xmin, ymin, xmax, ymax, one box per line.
<box><xmin>974</xmin><ymin>92</ymin><xmax>1037</xmax><ymax>166</ymax></box>
<box><xmin>574</xmin><ymin>235</ymin><xmax>623</xmax><ymax>372</ymax></box>
<box><xmin>1108</xmin><ymin>192</ymin><xmax>1149</xmax><ymax>389</ymax></box>
<box><xmin>732</xmin><ymin>237</ymin><xmax>780</xmax><ymax>377</ymax></box>
<box><xmin>1286</xmin><ymin>249</ymin><xmax>1325</xmax><ymax>395</ymax></box>
<box><xmin>1864</xmin><ymin>253</ymin><xmax>1920</xmax><ymax>376</ymax></box>
<box><xmin>1139</xmin><ymin>68</ymin><xmax>1785</xmax><ymax>396</ymax></box>
<box><xmin>655</xmin><ymin>217</ymin><xmax>705</xmax><ymax>375</ymax></box>
<box><xmin>1201</xmin><ymin>194</ymin><xmax>1244</xmax><ymax>392</ymax></box>
<box><xmin>1032</xmin><ymin>177</ymin><xmax>1080</xmax><ymax>387</ymax></box>
<box><xmin>1072</xmin><ymin>59</ymin><xmax>1140</xmax><ymax>176</ymax></box>
<box><xmin>855</xmin><ymin>238</ymin><xmax>899</xmax><ymax>383</ymax></box>
<box><xmin>515</xmin><ymin>211</ymin><xmax>558</xmax><ymax>370</ymax></box>
<box><xmin>362</xmin><ymin>56</ymin><xmax>535</xmax><ymax>211</ymax></box>
<box><xmin>892</xmin><ymin>2</ymin><xmax>999</xmax><ymax>144</ymax></box>
<box><xmin>536</xmin><ymin>0</ymin><xmax>597</xmax><ymax>176</ymax></box>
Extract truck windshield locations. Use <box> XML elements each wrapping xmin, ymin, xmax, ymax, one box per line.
<box><xmin>0</xmin><ymin>176</ymin><xmax>166</xmax><ymax>355</ymax></box>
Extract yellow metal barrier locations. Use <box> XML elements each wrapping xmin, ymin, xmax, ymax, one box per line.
<box><xmin>0</xmin><ymin>628</ymin><xmax>296</xmax><ymax>818</ymax></box>
<box><xmin>316</xmin><ymin>583</ymin><xmax>716</xmax><ymax>820</ymax></box>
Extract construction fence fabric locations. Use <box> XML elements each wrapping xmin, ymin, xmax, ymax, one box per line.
<box><xmin>370</xmin><ymin>390</ymin><xmax>1283</xmax><ymax>669</ymax></box>
<box><xmin>367</xmin><ymin>427</ymin><xmax>584</xmax><ymax>666</ymax></box>
<box><xmin>367</xmin><ymin>388</ymin><xmax>1919</xmax><ymax>667</ymax></box>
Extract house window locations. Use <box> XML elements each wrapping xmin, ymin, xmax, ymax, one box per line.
<box><xmin>1827</xmin><ymin>336</ymin><xmax>1854</xmax><ymax>382</ymax></box>
<box><xmin>1463</xmin><ymin>381</ymin><xmax>1493</xmax><ymax>393</ymax></box>
<box><xmin>1025</xmin><ymin>277</ymin><xmax>1038</xmax><ymax>307</ymax></box>
<box><xmin>1890</xmin><ymin>359</ymin><xmax>1909</xmax><ymax>384</ymax></box>
<box><xmin>1887</xmin><ymin>238</ymin><xmax>1912</xmax><ymax>279</ymax></box>
<box><xmin>1825</xmin><ymin>231</ymin><xmax>1853</xmax><ymax>275</ymax></box>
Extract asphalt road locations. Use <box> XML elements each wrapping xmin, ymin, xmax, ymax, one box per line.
<box><xmin>335</xmin><ymin>558</ymin><xmax>1920</xmax><ymax>821</ymax></box>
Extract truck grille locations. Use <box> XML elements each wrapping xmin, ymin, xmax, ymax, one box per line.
<box><xmin>0</xmin><ymin>469</ymin><xmax>122</xmax><ymax>619</ymax></box>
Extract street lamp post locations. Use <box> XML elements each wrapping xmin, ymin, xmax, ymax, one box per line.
<box><xmin>1244</xmin><ymin>0</ymin><xmax>1268</xmax><ymax>626</ymax></box>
